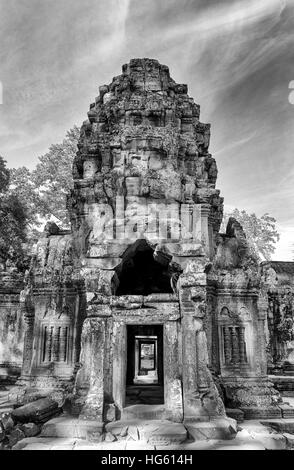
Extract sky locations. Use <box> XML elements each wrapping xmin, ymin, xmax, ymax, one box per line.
<box><xmin>0</xmin><ymin>0</ymin><xmax>293</xmax><ymax>260</ymax></box>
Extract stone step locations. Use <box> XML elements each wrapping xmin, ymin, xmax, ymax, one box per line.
<box><xmin>106</xmin><ymin>419</ymin><xmax>187</xmax><ymax>446</ymax></box>
<box><xmin>41</xmin><ymin>415</ymin><xmax>104</xmax><ymax>441</ymax></box>
<box><xmin>185</xmin><ymin>417</ymin><xmax>238</xmax><ymax>441</ymax></box>
<box><xmin>260</xmin><ymin>418</ymin><xmax>294</xmax><ymax>434</ymax></box>
<box><xmin>225</xmin><ymin>408</ymin><xmax>244</xmax><ymax>423</ymax></box>
<box><xmin>121</xmin><ymin>404</ymin><xmax>166</xmax><ymax>421</ymax></box>
<box><xmin>146</xmin><ymin>422</ymin><xmax>187</xmax><ymax>446</ymax></box>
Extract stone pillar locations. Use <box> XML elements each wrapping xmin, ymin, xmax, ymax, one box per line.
<box><xmin>164</xmin><ymin>320</ymin><xmax>183</xmax><ymax>422</ymax></box>
<box><xmin>223</xmin><ymin>326</ymin><xmax>231</xmax><ymax>364</ymax></box>
<box><xmin>112</xmin><ymin>320</ymin><xmax>127</xmax><ymax>411</ymax></box>
<box><xmin>200</xmin><ymin>205</ymin><xmax>211</xmax><ymax>257</ymax></box>
<box><xmin>238</xmin><ymin>327</ymin><xmax>246</xmax><ymax>364</ymax></box>
<box><xmin>53</xmin><ymin>327</ymin><xmax>61</xmax><ymax>362</ymax></box>
<box><xmin>77</xmin><ymin>317</ymin><xmax>106</xmax><ymax>421</ymax></box>
<box><xmin>179</xmin><ymin>258</ymin><xmax>226</xmax><ymax>422</ymax></box>
<box><xmin>231</xmin><ymin>327</ymin><xmax>239</xmax><ymax>364</ymax></box>
<box><xmin>20</xmin><ymin>286</ymin><xmax>35</xmax><ymax>378</ymax></box>
<box><xmin>61</xmin><ymin>326</ymin><xmax>68</xmax><ymax>362</ymax></box>
<box><xmin>196</xmin><ymin>328</ymin><xmax>210</xmax><ymax>392</ymax></box>
<box><xmin>257</xmin><ymin>295</ymin><xmax>269</xmax><ymax>376</ymax></box>
<box><xmin>21</xmin><ymin>311</ymin><xmax>35</xmax><ymax>377</ymax></box>
<box><xmin>179</xmin><ymin>259</ymin><xmax>210</xmax><ymax>421</ymax></box>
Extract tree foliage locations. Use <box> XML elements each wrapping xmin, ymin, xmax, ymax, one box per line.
<box><xmin>222</xmin><ymin>208</ymin><xmax>280</xmax><ymax>261</ymax></box>
<box><xmin>0</xmin><ymin>156</ymin><xmax>28</xmax><ymax>271</ymax></box>
<box><xmin>9</xmin><ymin>126</ymin><xmax>80</xmax><ymax>228</ymax></box>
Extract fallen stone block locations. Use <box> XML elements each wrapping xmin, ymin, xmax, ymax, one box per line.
<box><xmin>20</xmin><ymin>422</ymin><xmax>41</xmax><ymax>437</ymax></box>
<box><xmin>105</xmin><ymin>422</ymin><xmax>128</xmax><ymax>439</ymax></box>
<box><xmin>8</xmin><ymin>428</ymin><xmax>25</xmax><ymax>447</ymax></box>
<box><xmin>0</xmin><ymin>437</ymin><xmax>10</xmax><ymax>450</ymax></box>
<box><xmin>185</xmin><ymin>417</ymin><xmax>237</xmax><ymax>441</ymax></box>
<box><xmin>128</xmin><ymin>425</ymin><xmax>140</xmax><ymax>441</ymax></box>
<box><xmin>104</xmin><ymin>431</ymin><xmax>117</xmax><ymax>442</ymax></box>
<box><xmin>1</xmin><ymin>413</ymin><xmax>14</xmax><ymax>432</ymax></box>
<box><xmin>11</xmin><ymin>398</ymin><xmax>60</xmax><ymax>424</ymax></box>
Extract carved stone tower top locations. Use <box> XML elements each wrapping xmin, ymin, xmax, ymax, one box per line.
<box><xmin>69</xmin><ymin>58</ymin><xmax>223</xmax><ymax>258</ymax></box>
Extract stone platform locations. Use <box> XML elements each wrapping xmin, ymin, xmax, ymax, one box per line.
<box><xmin>11</xmin><ymin>419</ymin><xmax>294</xmax><ymax>450</ymax></box>
<box><xmin>13</xmin><ymin>411</ymin><xmax>237</xmax><ymax>448</ymax></box>
<box><xmin>270</xmin><ymin>375</ymin><xmax>294</xmax><ymax>396</ymax></box>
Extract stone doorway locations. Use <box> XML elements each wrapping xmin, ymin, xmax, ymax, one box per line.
<box><xmin>126</xmin><ymin>325</ymin><xmax>164</xmax><ymax>405</ymax></box>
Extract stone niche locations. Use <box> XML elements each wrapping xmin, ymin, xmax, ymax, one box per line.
<box><xmin>10</xmin><ymin>59</ymin><xmax>284</xmax><ymax>428</ymax></box>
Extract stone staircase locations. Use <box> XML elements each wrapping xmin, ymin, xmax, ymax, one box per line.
<box><xmin>121</xmin><ymin>404</ymin><xmax>166</xmax><ymax>421</ymax></box>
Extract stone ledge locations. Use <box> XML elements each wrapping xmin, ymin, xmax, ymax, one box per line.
<box><xmin>41</xmin><ymin>416</ymin><xmax>104</xmax><ymax>441</ymax></box>
<box><xmin>185</xmin><ymin>417</ymin><xmax>237</xmax><ymax>441</ymax></box>
<box><xmin>240</xmin><ymin>406</ymin><xmax>282</xmax><ymax>420</ymax></box>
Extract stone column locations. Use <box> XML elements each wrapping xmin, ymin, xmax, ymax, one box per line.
<box><xmin>223</xmin><ymin>326</ymin><xmax>231</xmax><ymax>364</ymax></box>
<box><xmin>200</xmin><ymin>204</ymin><xmax>211</xmax><ymax>257</ymax></box>
<box><xmin>53</xmin><ymin>327</ymin><xmax>61</xmax><ymax>362</ymax></box>
<box><xmin>112</xmin><ymin>320</ymin><xmax>127</xmax><ymax>411</ymax></box>
<box><xmin>77</xmin><ymin>316</ymin><xmax>106</xmax><ymax>421</ymax></box>
<box><xmin>179</xmin><ymin>258</ymin><xmax>226</xmax><ymax>421</ymax></box>
<box><xmin>257</xmin><ymin>295</ymin><xmax>269</xmax><ymax>376</ymax></box>
<box><xmin>238</xmin><ymin>327</ymin><xmax>246</xmax><ymax>364</ymax></box>
<box><xmin>179</xmin><ymin>259</ymin><xmax>210</xmax><ymax>421</ymax></box>
<box><xmin>20</xmin><ymin>286</ymin><xmax>35</xmax><ymax>378</ymax></box>
<box><xmin>231</xmin><ymin>327</ymin><xmax>239</xmax><ymax>364</ymax></box>
<box><xmin>21</xmin><ymin>310</ymin><xmax>35</xmax><ymax>377</ymax></box>
<box><xmin>164</xmin><ymin>320</ymin><xmax>183</xmax><ymax>422</ymax></box>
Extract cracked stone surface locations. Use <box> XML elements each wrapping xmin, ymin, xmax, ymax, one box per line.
<box><xmin>9</xmin><ymin>418</ymin><xmax>294</xmax><ymax>450</ymax></box>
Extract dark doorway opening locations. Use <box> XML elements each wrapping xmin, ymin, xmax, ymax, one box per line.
<box><xmin>114</xmin><ymin>240</ymin><xmax>173</xmax><ymax>296</ymax></box>
<box><xmin>126</xmin><ymin>325</ymin><xmax>164</xmax><ymax>405</ymax></box>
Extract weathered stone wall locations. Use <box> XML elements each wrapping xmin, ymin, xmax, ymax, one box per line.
<box><xmin>16</xmin><ymin>224</ymin><xmax>86</xmax><ymax>401</ymax></box>
<box><xmin>261</xmin><ymin>261</ymin><xmax>294</xmax><ymax>374</ymax></box>
<box><xmin>0</xmin><ymin>272</ymin><xmax>25</xmax><ymax>382</ymax></box>
<box><xmin>207</xmin><ymin>219</ymin><xmax>281</xmax><ymax>417</ymax></box>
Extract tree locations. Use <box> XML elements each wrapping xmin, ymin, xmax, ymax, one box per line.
<box><xmin>0</xmin><ymin>156</ymin><xmax>28</xmax><ymax>271</ymax></box>
<box><xmin>0</xmin><ymin>155</ymin><xmax>10</xmax><ymax>192</ymax></box>
<box><xmin>9</xmin><ymin>126</ymin><xmax>80</xmax><ymax>228</ymax></box>
<box><xmin>222</xmin><ymin>209</ymin><xmax>280</xmax><ymax>261</ymax></box>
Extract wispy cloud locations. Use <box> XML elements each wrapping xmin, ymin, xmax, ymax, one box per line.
<box><xmin>0</xmin><ymin>0</ymin><xmax>293</xmax><ymax>258</ymax></box>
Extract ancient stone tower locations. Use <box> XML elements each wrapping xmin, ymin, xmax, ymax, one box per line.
<box><xmin>10</xmin><ymin>59</ymin><xmax>282</xmax><ymax>433</ymax></box>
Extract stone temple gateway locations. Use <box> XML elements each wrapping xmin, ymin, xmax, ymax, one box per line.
<box><xmin>1</xmin><ymin>58</ymin><xmax>290</xmax><ymax>441</ymax></box>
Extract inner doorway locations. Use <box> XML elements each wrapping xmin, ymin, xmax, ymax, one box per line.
<box><xmin>126</xmin><ymin>325</ymin><xmax>164</xmax><ymax>405</ymax></box>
